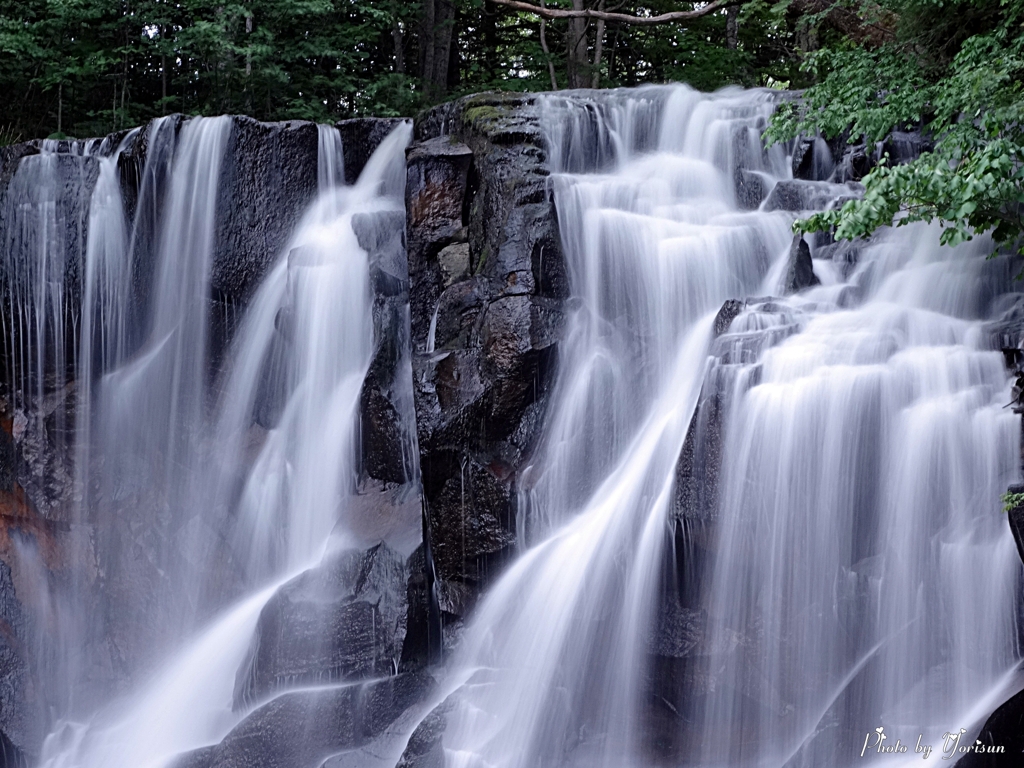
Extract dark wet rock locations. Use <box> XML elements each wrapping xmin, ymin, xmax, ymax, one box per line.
<box><xmin>653</xmin><ymin>298</ymin><xmax>805</xmax><ymax>760</ymax></box>
<box><xmin>0</xmin><ymin>560</ymin><xmax>31</xmax><ymax>757</ymax></box>
<box><xmin>1005</xmin><ymin>484</ymin><xmax>1024</xmax><ymax>567</ymax></box>
<box><xmin>212</xmin><ymin>117</ymin><xmax>320</xmax><ymax>307</ymax></box>
<box><xmin>437</xmin><ymin>242</ymin><xmax>470</xmax><ymax>286</ymax></box>
<box><xmin>0</xmin><ymin>151</ymin><xmax>101</xmax><ymax>392</ymax></box>
<box><xmin>673</xmin><ymin>372</ymin><xmax>729</xmax><ymax>531</ymax></box>
<box><xmin>0</xmin><ymin>729</ymin><xmax>27</xmax><ymax>768</ymax></box>
<box><xmin>956</xmin><ymin>686</ymin><xmax>1024</xmax><ymax>767</ymax></box>
<box><xmin>0</xmin><ymin>145</ymin><xmax>39</xmax><ymax>194</ymax></box>
<box><xmin>233</xmin><ymin>543</ymin><xmax>409</xmax><ymax>709</ymax></box>
<box><xmin>763</xmin><ymin>180</ymin><xmax>833</xmax><ymax>213</ymax></box>
<box><xmin>836</xmin><ymin>143</ymin><xmax>875</xmax><ymax>183</ymax></box>
<box><xmin>337</xmin><ymin>118</ymin><xmax>408</xmax><ymax>185</ymax></box>
<box><xmin>792</xmin><ymin>135</ymin><xmax>835</xmax><ymax>182</ymax></box>
<box><xmin>396</xmin><ymin>696</ymin><xmax>454</xmax><ymax>768</ymax></box>
<box><xmin>353</xmin><ymin>209</ymin><xmax>418</xmax><ymax>488</ymax></box>
<box><xmin>200</xmin><ymin>672</ymin><xmax>431</xmax><ymax>768</ymax></box>
<box><xmin>784</xmin><ymin>235</ymin><xmax>820</xmax><ymax>293</ymax></box>
<box><xmin>713</xmin><ymin>299</ymin><xmax>745</xmax><ymax>337</ymax></box>
<box><xmin>735</xmin><ymin>170</ymin><xmax>767</xmax><ymax>211</ymax></box>
<box><xmin>987</xmin><ymin>296</ymin><xmax>1024</xmax><ymax>352</ymax></box>
<box><xmin>813</xmin><ymin>238</ymin><xmax>862</xmax><ymax>281</ymax></box>
<box><xmin>408</xmin><ymin>93</ymin><xmax>568</xmax><ymax>633</ymax></box>
<box><xmin>882</xmin><ymin>130</ymin><xmax>932</xmax><ymax>166</ymax></box>
<box><xmin>171</xmin><ymin>746</ymin><xmax>216</xmax><ymax>768</ymax></box>
<box><xmin>731</xmin><ymin>122</ymin><xmax>769</xmax><ymax>210</ymax></box>
<box><xmin>405</xmin><ymin>136</ymin><xmax>474</xmax><ymax>351</ymax></box>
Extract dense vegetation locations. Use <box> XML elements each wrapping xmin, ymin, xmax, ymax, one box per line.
<box><xmin>0</xmin><ymin>0</ymin><xmax>855</xmax><ymax>141</ymax></box>
<box><xmin>768</xmin><ymin>0</ymin><xmax>1024</xmax><ymax>255</ymax></box>
<box><xmin>1</xmin><ymin>0</ymin><xmax>1022</xmax><ymax>254</ymax></box>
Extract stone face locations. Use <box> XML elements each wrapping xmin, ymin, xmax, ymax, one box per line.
<box><xmin>955</xmin><ymin>687</ymin><xmax>1024</xmax><ymax>767</ymax></box>
<box><xmin>212</xmin><ymin>117</ymin><xmax>320</xmax><ymax>307</ymax></box>
<box><xmin>407</xmin><ymin>93</ymin><xmax>568</xmax><ymax>637</ymax></box>
<box><xmin>437</xmin><ymin>242</ymin><xmax>470</xmax><ymax>286</ymax></box>
<box><xmin>734</xmin><ymin>170</ymin><xmax>767</xmax><ymax>211</ymax></box>
<box><xmin>353</xmin><ymin>208</ymin><xmax>418</xmax><ymax>489</ymax></box>
<box><xmin>784</xmin><ymin>235</ymin><xmax>820</xmax><ymax>293</ymax></box>
<box><xmin>762</xmin><ymin>179</ymin><xmax>834</xmax><ymax>213</ymax></box>
<box><xmin>233</xmin><ymin>543</ymin><xmax>409</xmax><ymax>710</ymax></box>
<box><xmin>0</xmin><ymin>151</ymin><xmax>101</xmax><ymax>394</ymax></box>
<box><xmin>653</xmin><ymin>298</ymin><xmax>804</xmax><ymax>759</ymax></box>
<box><xmin>337</xmin><ymin>118</ymin><xmax>408</xmax><ymax>185</ymax></box>
<box><xmin>395</xmin><ymin>696</ymin><xmax>454</xmax><ymax>768</ymax></box>
<box><xmin>191</xmin><ymin>672</ymin><xmax>431</xmax><ymax>768</ymax></box>
<box><xmin>1005</xmin><ymin>485</ymin><xmax>1024</xmax><ymax>567</ymax></box>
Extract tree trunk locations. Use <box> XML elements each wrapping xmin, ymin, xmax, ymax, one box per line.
<box><xmin>726</xmin><ymin>4</ymin><xmax>739</xmax><ymax>49</ymax></box>
<box><xmin>539</xmin><ymin>0</ymin><xmax>559</xmax><ymax>90</ymax></box>
<box><xmin>565</xmin><ymin>0</ymin><xmax>589</xmax><ymax>89</ymax></box>
<box><xmin>419</xmin><ymin>0</ymin><xmax>456</xmax><ymax>101</ymax></box>
<box><xmin>393</xmin><ymin>19</ymin><xmax>405</xmax><ymax>73</ymax></box>
<box><xmin>591</xmin><ymin>1</ymin><xmax>605</xmax><ymax>88</ymax></box>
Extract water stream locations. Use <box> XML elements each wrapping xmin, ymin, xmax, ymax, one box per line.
<box><xmin>432</xmin><ymin>85</ymin><xmax>1022</xmax><ymax>768</ymax></box>
<box><xmin>29</xmin><ymin>117</ymin><xmax>413</xmax><ymax>768</ymax></box>
<box><xmin>0</xmin><ymin>84</ymin><xmax>1019</xmax><ymax>768</ymax></box>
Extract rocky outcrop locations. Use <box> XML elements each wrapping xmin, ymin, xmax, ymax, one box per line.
<box><xmin>956</xmin><ymin>689</ymin><xmax>1024</xmax><ymax>766</ymax></box>
<box><xmin>212</xmin><ymin>118</ymin><xmax>320</xmax><ymax>306</ymax></box>
<box><xmin>784</xmin><ymin>234</ymin><xmax>821</xmax><ymax>293</ymax></box>
<box><xmin>233</xmin><ymin>544</ymin><xmax>409</xmax><ymax>709</ymax></box>
<box><xmin>338</xmin><ymin>119</ymin><xmax>408</xmax><ymax>186</ymax></box>
<box><xmin>791</xmin><ymin>127</ymin><xmax>932</xmax><ymax>185</ymax></box>
<box><xmin>406</xmin><ymin>93</ymin><xmax>568</xmax><ymax>641</ymax></box>
<box><xmin>649</xmin><ymin>297</ymin><xmax>804</xmax><ymax>761</ymax></box>
<box><xmin>395</xmin><ymin>696</ymin><xmax>453</xmax><ymax>768</ymax></box>
<box><xmin>177</xmin><ymin>672</ymin><xmax>432</xmax><ymax>768</ymax></box>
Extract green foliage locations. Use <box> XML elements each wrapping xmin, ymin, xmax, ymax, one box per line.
<box><xmin>1002</xmin><ymin>490</ymin><xmax>1024</xmax><ymax>512</ymax></box>
<box><xmin>767</xmin><ymin>0</ymin><xmax>1024</xmax><ymax>254</ymax></box>
<box><xmin>0</xmin><ymin>0</ymin><xmax>825</xmax><ymax>139</ymax></box>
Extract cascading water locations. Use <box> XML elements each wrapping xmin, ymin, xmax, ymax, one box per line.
<box><xmin>434</xmin><ymin>86</ymin><xmax>794</xmax><ymax>767</ymax></box>
<box><xmin>695</xmin><ymin>229</ymin><xmax>1022</xmax><ymax>767</ymax></box>
<box><xmin>1</xmin><ymin>81</ymin><xmax>1020</xmax><ymax>768</ymax></box>
<box><xmin>30</xmin><ymin>117</ymin><xmax>413</xmax><ymax>767</ymax></box>
<box><xmin>428</xmin><ymin>84</ymin><xmax>1022</xmax><ymax>768</ymax></box>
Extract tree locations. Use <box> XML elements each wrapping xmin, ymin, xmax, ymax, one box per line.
<box><xmin>766</xmin><ymin>0</ymin><xmax>1024</xmax><ymax>254</ymax></box>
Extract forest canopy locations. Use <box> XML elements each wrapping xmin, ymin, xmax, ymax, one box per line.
<box><xmin>0</xmin><ymin>0</ymin><xmax>879</xmax><ymax>141</ymax></box>
<box><xmin>1</xmin><ymin>0</ymin><xmax>1022</xmax><ymax>253</ymax></box>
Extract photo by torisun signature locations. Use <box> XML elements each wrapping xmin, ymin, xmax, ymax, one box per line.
<box><xmin>860</xmin><ymin>726</ymin><xmax>1007</xmax><ymax>760</ymax></box>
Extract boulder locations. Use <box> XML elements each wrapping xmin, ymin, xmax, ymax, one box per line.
<box><xmin>407</xmin><ymin>93</ymin><xmax>568</xmax><ymax>636</ymax></box>
<box><xmin>735</xmin><ymin>170</ymin><xmax>767</xmax><ymax>211</ymax></box>
<box><xmin>182</xmin><ymin>672</ymin><xmax>432</xmax><ymax>768</ymax></box>
<box><xmin>395</xmin><ymin>697</ymin><xmax>454</xmax><ymax>768</ymax></box>
<box><xmin>337</xmin><ymin>119</ymin><xmax>408</xmax><ymax>186</ymax></box>
<box><xmin>955</xmin><ymin>687</ymin><xmax>1024</xmax><ymax>767</ymax></box>
<box><xmin>783</xmin><ymin>235</ymin><xmax>820</xmax><ymax>293</ymax></box>
<box><xmin>233</xmin><ymin>543</ymin><xmax>409</xmax><ymax>710</ymax></box>
<box><xmin>792</xmin><ymin>135</ymin><xmax>835</xmax><ymax>182</ymax></box>
<box><xmin>762</xmin><ymin>179</ymin><xmax>833</xmax><ymax>213</ymax></box>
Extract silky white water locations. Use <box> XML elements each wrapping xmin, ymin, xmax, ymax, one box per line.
<box><xmin>2</xmin><ymin>83</ymin><xmax>1020</xmax><ymax>768</ymax></box>
<box><xmin>696</xmin><ymin>229</ymin><xmax>1021</xmax><ymax>767</ymax></box>
<box><xmin>35</xmin><ymin>118</ymin><xmax>413</xmax><ymax>767</ymax></box>
<box><xmin>430</xmin><ymin>84</ymin><xmax>1022</xmax><ymax>767</ymax></box>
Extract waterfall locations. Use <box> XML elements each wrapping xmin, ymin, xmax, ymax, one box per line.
<box><xmin>31</xmin><ymin>118</ymin><xmax>413</xmax><ymax>767</ymax></box>
<box><xmin>696</xmin><ymin>228</ymin><xmax>1021</xmax><ymax>766</ymax></box>
<box><xmin>428</xmin><ymin>84</ymin><xmax>1022</xmax><ymax>767</ymax></box>
<box><xmin>1</xmin><ymin>83</ymin><xmax>1020</xmax><ymax>768</ymax></box>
